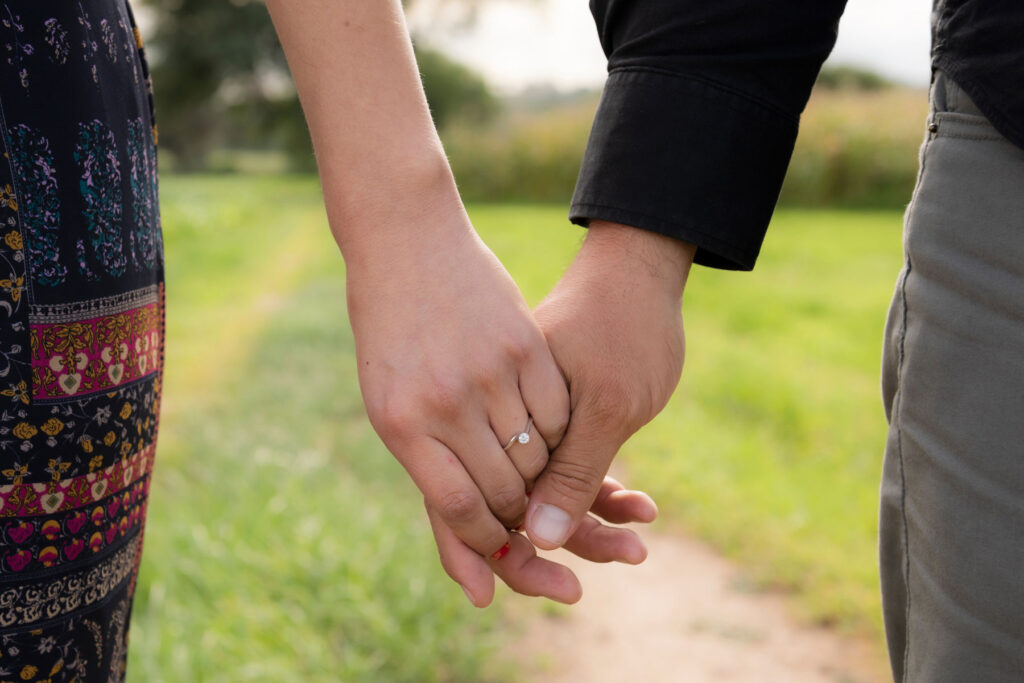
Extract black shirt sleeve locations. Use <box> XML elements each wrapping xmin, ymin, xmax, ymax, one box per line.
<box><xmin>571</xmin><ymin>0</ymin><xmax>848</xmax><ymax>270</ymax></box>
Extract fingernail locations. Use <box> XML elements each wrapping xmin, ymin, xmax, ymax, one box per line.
<box><xmin>461</xmin><ymin>584</ymin><xmax>476</xmax><ymax>605</ymax></box>
<box><xmin>529</xmin><ymin>504</ymin><xmax>571</xmax><ymax>547</ymax></box>
<box><xmin>491</xmin><ymin>541</ymin><xmax>511</xmax><ymax>561</ymax></box>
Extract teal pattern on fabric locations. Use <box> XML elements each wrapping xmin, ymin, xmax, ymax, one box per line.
<box><xmin>126</xmin><ymin>117</ymin><xmax>159</xmax><ymax>270</ymax></box>
<box><xmin>7</xmin><ymin>124</ymin><xmax>65</xmax><ymax>287</ymax></box>
<box><xmin>74</xmin><ymin>120</ymin><xmax>125</xmax><ymax>278</ymax></box>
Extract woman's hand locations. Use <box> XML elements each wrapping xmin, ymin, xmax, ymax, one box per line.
<box><xmin>346</xmin><ymin>197</ymin><xmax>570</xmax><ymax>564</ymax></box>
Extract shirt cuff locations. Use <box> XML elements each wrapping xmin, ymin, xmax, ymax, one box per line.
<box><xmin>569</xmin><ymin>68</ymin><xmax>800</xmax><ymax>271</ymax></box>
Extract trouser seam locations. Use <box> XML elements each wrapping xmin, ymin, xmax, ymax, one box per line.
<box><xmin>894</xmin><ymin>256</ymin><xmax>912</xmax><ymax>683</ymax></box>
<box><xmin>892</xmin><ymin>107</ymin><xmax>936</xmax><ymax>681</ymax></box>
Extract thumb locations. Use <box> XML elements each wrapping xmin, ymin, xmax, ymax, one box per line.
<box><xmin>525</xmin><ymin>405</ymin><xmax>624</xmax><ymax>550</ymax></box>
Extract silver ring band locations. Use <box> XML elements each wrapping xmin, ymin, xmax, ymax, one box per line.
<box><xmin>502</xmin><ymin>417</ymin><xmax>533</xmax><ymax>450</ymax></box>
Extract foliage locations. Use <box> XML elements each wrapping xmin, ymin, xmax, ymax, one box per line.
<box><xmin>815</xmin><ymin>65</ymin><xmax>894</xmax><ymax>91</ymax></box>
<box><xmin>415</xmin><ymin>44</ymin><xmax>499</xmax><ymax>128</ymax></box>
<box><xmin>779</xmin><ymin>87</ymin><xmax>927</xmax><ymax>207</ymax></box>
<box><xmin>143</xmin><ymin>0</ymin><xmax>498</xmax><ymax>171</ymax></box>
<box><xmin>443</xmin><ymin>98</ymin><xmax>597</xmax><ymax>203</ymax></box>
<box><xmin>442</xmin><ymin>84</ymin><xmax>927</xmax><ymax>208</ymax></box>
<box><xmin>144</xmin><ymin>0</ymin><xmax>288</xmax><ymax>170</ymax></box>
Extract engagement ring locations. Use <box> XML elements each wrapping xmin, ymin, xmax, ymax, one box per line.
<box><xmin>502</xmin><ymin>417</ymin><xmax>533</xmax><ymax>450</ymax></box>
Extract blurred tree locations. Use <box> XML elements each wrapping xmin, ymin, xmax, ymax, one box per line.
<box><xmin>815</xmin><ymin>65</ymin><xmax>892</xmax><ymax>91</ymax></box>
<box><xmin>143</xmin><ymin>0</ymin><xmax>503</xmax><ymax>171</ymax></box>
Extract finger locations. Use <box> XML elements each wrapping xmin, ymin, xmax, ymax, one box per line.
<box><xmin>525</xmin><ymin>404</ymin><xmax>622</xmax><ymax>550</ymax></box>
<box><xmin>446</xmin><ymin>423</ymin><xmax>530</xmax><ymax>528</ymax></box>
<box><xmin>590</xmin><ymin>476</ymin><xmax>658</xmax><ymax>525</ymax></box>
<box><xmin>400</xmin><ymin>436</ymin><xmax>512</xmax><ymax>558</ymax></box>
<box><xmin>518</xmin><ymin>346</ymin><xmax>570</xmax><ymax>451</ymax></box>
<box><xmin>561</xmin><ymin>514</ymin><xmax>648</xmax><ymax>565</ymax></box>
<box><xmin>488</xmin><ymin>533</ymin><xmax>583</xmax><ymax>604</ymax></box>
<box><xmin>427</xmin><ymin>504</ymin><xmax>496</xmax><ymax>608</ymax></box>
<box><xmin>489</xmin><ymin>397</ymin><xmax>548</xmax><ymax>485</ymax></box>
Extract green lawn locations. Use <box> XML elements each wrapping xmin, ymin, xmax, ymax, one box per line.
<box><xmin>129</xmin><ymin>175</ymin><xmax>904</xmax><ymax>680</ymax></box>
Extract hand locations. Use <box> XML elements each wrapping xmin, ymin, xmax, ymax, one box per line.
<box><xmin>428</xmin><ymin>476</ymin><xmax>659</xmax><ymax>607</ymax></box>
<box><xmin>525</xmin><ymin>220</ymin><xmax>697</xmax><ymax>554</ymax></box>
<box><xmin>347</xmin><ymin>198</ymin><xmax>569</xmax><ymax>570</ymax></box>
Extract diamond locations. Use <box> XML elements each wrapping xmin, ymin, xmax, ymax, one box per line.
<box><xmin>517</xmin><ymin>432</ymin><xmax>530</xmax><ymax>445</ymax></box>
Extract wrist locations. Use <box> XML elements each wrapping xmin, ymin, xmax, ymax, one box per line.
<box><xmin>327</xmin><ymin>151</ymin><xmax>473</xmax><ymax>269</ymax></box>
<box><xmin>577</xmin><ymin>220</ymin><xmax>697</xmax><ymax>302</ymax></box>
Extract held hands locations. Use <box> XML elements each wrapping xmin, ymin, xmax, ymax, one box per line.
<box><xmin>268</xmin><ymin>0</ymin><xmax>690</xmax><ymax>608</ymax></box>
<box><xmin>351</xmin><ymin>210</ymin><xmax>694</xmax><ymax>606</ymax></box>
<box><xmin>267</xmin><ymin>0</ymin><xmax>691</xmax><ymax>608</ymax></box>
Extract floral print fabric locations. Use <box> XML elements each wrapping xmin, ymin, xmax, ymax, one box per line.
<box><xmin>0</xmin><ymin>1</ymin><xmax>162</xmax><ymax>680</ymax></box>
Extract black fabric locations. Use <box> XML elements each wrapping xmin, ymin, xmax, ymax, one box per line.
<box><xmin>932</xmin><ymin>0</ymin><xmax>1024</xmax><ymax>150</ymax></box>
<box><xmin>572</xmin><ymin>0</ymin><xmax>1024</xmax><ymax>271</ymax></box>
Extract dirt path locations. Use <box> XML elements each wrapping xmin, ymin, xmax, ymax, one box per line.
<box><xmin>508</xmin><ymin>527</ymin><xmax>890</xmax><ymax>683</ymax></box>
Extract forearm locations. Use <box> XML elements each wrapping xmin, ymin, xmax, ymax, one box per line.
<box><xmin>265</xmin><ymin>0</ymin><xmax>466</xmax><ymax>262</ymax></box>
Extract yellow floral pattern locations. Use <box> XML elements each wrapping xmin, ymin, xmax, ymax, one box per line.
<box><xmin>0</xmin><ymin>183</ymin><xmax>18</xmax><ymax>211</ymax></box>
<box><xmin>30</xmin><ymin>300</ymin><xmax>161</xmax><ymax>400</ymax></box>
<box><xmin>4</xmin><ymin>228</ymin><xmax>22</xmax><ymax>249</ymax></box>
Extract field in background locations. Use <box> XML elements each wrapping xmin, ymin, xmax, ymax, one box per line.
<box><xmin>204</xmin><ymin>85</ymin><xmax>929</xmax><ymax>212</ymax></box>
<box><xmin>130</xmin><ymin>177</ymin><xmax>904</xmax><ymax>679</ymax></box>
<box><xmin>443</xmin><ymin>86</ymin><xmax>927</xmax><ymax>208</ymax></box>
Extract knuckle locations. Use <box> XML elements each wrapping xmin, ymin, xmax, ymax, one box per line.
<box><xmin>547</xmin><ymin>412</ymin><xmax>570</xmax><ymax>444</ymax></box>
<box><xmin>367</xmin><ymin>393</ymin><xmax>417</xmax><ymax>442</ymax></box>
<box><xmin>545</xmin><ymin>459</ymin><xmax>601</xmax><ymax>502</ymax></box>
<box><xmin>487</xmin><ymin>484</ymin><xmax>526</xmax><ymax>521</ymax></box>
<box><xmin>501</xmin><ymin>334</ymin><xmax>533</xmax><ymax>365</ymax></box>
<box><xmin>473</xmin><ymin>365</ymin><xmax>502</xmax><ymax>395</ymax></box>
<box><xmin>584</xmin><ymin>377</ymin><xmax>647</xmax><ymax>437</ymax></box>
<box><xmin>518</xmin><ymin>447</ymin><xmax>548</xmax><ymax>482</ymax></box>
<box><xmin>429</xmin><ymin>379</ymin><xmax>465</xmax><ymax>420</ymax></box>
<box><xmin>437</xmin><ymin>489</ymin><xmax>482</xmax><ymax>525</ymax></box>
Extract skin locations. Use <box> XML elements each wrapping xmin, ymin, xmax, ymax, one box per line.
<box><xmin>433</xmin><ymin>221</ymin><xmax>696</xmax><ymax>602</ymax></box>
<box><xmin>265</xmin><ymin>0</ymin><xmax>675</xmax><ymax>604</ymax></box>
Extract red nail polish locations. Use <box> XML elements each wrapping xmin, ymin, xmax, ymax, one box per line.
<box><xmin>491</xmin><ymin>542</ymin><xmax>511</xmax><ymax>560</ymax></box>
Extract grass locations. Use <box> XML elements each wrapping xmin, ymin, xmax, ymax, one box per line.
<box><xmin>129</xmin><ymin>176</ymin><xmax>904</xmax><ymax>679</ymax></box>
<box><xmin>625</xmin><ymin>211</ymin><xmax>902</xmax><ymax>638</ymax></box>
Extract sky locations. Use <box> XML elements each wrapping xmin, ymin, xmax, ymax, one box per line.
<box><xmin>408</xmin><ymin>0</ymin><xmax>933</xmax><ymax>94</ymax></box>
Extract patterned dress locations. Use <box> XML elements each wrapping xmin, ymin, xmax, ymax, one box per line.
<box><xmin>0</xmin><ymin>1</ymin><xmax>162</xmax><ymax>680</ymax></box>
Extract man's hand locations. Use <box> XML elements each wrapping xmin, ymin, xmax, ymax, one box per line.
<box><xmin>525</xmin><ymin>220</ymin><xmax>697</xmax><ymax>554</ymax></box>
